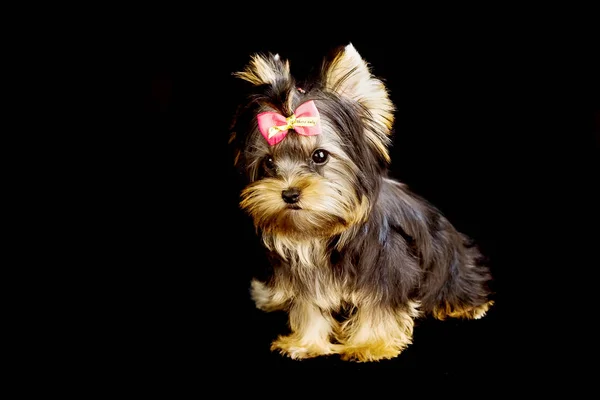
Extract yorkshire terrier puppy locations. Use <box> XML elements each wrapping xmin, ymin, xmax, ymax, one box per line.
<box><xmin>228</xmin><ymin>44</ymin><xmax>493</xmax><ymax>362</ymax></box>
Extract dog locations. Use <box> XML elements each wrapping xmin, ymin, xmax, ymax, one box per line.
<box><xmin>228</xmin><ymin>43</ymin><xmax>494</xmax><ymax>362</ymax></box>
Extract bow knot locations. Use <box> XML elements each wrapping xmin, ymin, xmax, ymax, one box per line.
<box><xmin>257</xmin><ymin>101</ymin><xmax>322</xmax><ymax>146</ymax></box>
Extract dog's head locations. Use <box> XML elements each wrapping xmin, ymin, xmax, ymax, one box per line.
<box><xmin>229</xmin><ymin>44</ymin><xmax>395</xmax><ymax>240</ymax></box>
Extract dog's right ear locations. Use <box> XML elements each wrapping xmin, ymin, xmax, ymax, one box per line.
<box><xmin>233</xmin><ymin>53</ymin><xmax>291</xmax><ymax>86</ymax></box>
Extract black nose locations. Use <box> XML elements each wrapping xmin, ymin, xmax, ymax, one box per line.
<box><xmin>282</xmin><ymin>187</ymin><xmax>301</xmax><ymax>204</ymax></box>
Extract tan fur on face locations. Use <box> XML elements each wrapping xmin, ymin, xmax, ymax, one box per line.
<box><xmin>240</xmin><ymin>152</ymin><xmax>367</xmax><ymax>239</ymax></box>
<box><xmin>240</xmin><ymin>174</ymin><xmax>356</xmax><ymax>238</ymax></box>
<box><xmin>241</xmin><ymin>120</ymin><xmax>372</xmax><ymax>241</ymax></box>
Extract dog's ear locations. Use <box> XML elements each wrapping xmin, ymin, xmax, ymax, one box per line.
<box><xmin>233</xmin><ymin>53</ymin><xmax>291</xmax><ymax>86</ymax></box>
<box><xmin>322</xmin><ymin>43</ymin><xmax>395</xmax><ymax>162</ymax></box>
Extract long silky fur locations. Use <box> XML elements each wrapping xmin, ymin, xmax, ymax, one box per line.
<box><xmin>229</xmin><ymin>44</ymin><xmax>494</xmax><ymax>362</ymax></box>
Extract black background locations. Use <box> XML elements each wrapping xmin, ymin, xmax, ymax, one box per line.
<box><xmin>100</xmin><ymin>12</ymin><xmax>598</xmax><ymax>392</ymax></box>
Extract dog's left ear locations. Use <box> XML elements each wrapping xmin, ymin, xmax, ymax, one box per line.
<box><xmin>322</xmin><ymin>43</ymin><xmax>395</xmax><ymax>162</ymax></box>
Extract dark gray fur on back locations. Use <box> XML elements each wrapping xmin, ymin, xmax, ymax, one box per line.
<box><xmin>335</xmin><ymin>178</ymin><xmax>491</xmax><ymax>312</ymax></box>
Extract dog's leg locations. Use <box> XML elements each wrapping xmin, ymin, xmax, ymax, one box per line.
<box><xmin>339</xmin><ymin>302</ymin><xmax>420</xmax><ymax>362</ymax></box>
<box><xmin>270</xmin><ymin>300</ymin><xmax>339</xmax><ymax>359</ymax></box>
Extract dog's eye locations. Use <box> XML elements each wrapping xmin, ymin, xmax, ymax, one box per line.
<box><xmin>311</xmin><ymin>149</ymin><xmax>329</xmax><ymax>164</ymax></box>
<box><xmin>263</xmin><ymin>156</ymin><xmax>276</xmax><ymax>172</ymax></box>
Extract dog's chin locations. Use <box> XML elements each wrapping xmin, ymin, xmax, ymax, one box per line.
<box><xmin>258</xmin><ymin>206</ymin><xmax>347</xmax><ymax>238</ymax></box>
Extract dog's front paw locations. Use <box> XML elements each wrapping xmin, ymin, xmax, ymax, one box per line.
<box><xmin>250</xmin><ymin>279</ymin><xmax>290</xmax><ymax>312</ymax></box>
<box><xmin>340</xmin><ymin>342</ymin><xmax>402</xmax><ymax>362</ymax></box>
<box><xmin>250</xmin><ymin>279</ymin><xmax>272</xmax><ymax>311</ymax></box>
<box><xmin>270</xmin><ymin>334</ymin><xmax>341</xmax><ymax>360</ymax></box>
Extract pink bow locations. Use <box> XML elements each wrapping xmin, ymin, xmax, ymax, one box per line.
<box><xmin>256</xmin><ymin>101</ymin><xmax>322</xmax><ymax>146</ymax></box>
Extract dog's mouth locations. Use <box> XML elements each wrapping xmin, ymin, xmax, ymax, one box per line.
<box><xmin>285</xmin><ymin>204</ymin><xmax>302</xmax><ymax>210</ymax></box>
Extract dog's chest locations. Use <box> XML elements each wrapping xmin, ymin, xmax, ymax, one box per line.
<box><xmin>271</xmin><ymin>237</ymin><xmax>347</xmax><ymax>310</ymax></box>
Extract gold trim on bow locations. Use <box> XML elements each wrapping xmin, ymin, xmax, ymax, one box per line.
<box><xmin>267</xmin><ymin>114</ymin><xmax>319</xmax><ymax>139</ymax></box>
